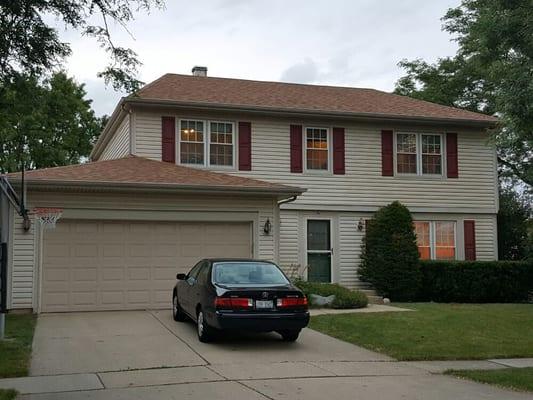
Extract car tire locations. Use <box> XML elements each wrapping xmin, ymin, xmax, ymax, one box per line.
<box><xmin>172</xmin><ymin>294</ymin><xmax>187</xmax><ymax>322</ymax></box>
<box><xmin>197</xmin><ymin>309</ymin><xmax>216</xmax><ymax>343</ymax></box>
<box><xmin>279</xmin><ymin>329</ymin><xmax>301</xmax><ymax>342</ymax></box>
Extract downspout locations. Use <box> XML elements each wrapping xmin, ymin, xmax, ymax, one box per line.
<box><xmin>278</xmin><ymin>195</ymin><xmax>298</xmax><ymax>206</ymax></box>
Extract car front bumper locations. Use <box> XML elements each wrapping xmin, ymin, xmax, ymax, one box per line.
<box><xmin>210</xmin><ymin>310</ymin><xmax>310</xmax><ymax>332</ymax></box>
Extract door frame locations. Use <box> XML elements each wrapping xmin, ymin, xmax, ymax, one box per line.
<box><xmin>302</xmin><ymin>215</ymin><xmax>337</xmax><ymax>283</ymax></box>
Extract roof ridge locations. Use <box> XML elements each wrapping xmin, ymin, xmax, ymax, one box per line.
<box><xmin>161</xmin><ymin>73</ymin><xmax>380</xmax><ymax>92</ymax></box>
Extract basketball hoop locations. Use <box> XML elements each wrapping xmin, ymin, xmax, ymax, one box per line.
<box><xmin>34</xmin><ymin>208</ymin><xmax>63</xmax><ymax>229</ymax></box>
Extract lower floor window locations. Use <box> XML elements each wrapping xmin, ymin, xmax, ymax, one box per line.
<box><xmin>414</xmin><ymin>221</ymin><xmax>456</xmax><ymax>260</ymax></box>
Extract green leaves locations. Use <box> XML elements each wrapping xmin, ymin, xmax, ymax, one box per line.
<box><xmin>359</xmin><ymin>201</ymin><xmax>421</xmax><ymax>301</ymax></box>
<box><xmin>0</xmin><ymin>73</ymin><xmax>105</xmax><ymax>173</ymax></box>
<box><xmin>0</xmin><ymin>0</ymin><xmax>164</xmax><ymax>93</ymax></box>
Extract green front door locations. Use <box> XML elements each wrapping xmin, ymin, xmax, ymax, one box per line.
<box><xmin>307</xmin><ymin>220</ymin><xmax>331</xmax><ymax>282</ymax></box>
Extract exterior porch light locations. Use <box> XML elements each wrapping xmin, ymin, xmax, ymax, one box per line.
<box><xmin>357</xmin><ymin>218</ymin><xmax>365</xmax><ymax>231</ymax></box>
<box><xmin>263</xmin><ymin>218</ymin><xmax>272</xmax><ymax>235</ymax></box>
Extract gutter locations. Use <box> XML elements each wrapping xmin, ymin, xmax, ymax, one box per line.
<box><xmin>15</xmin><ymin>179</ymin><xmax>306</xmax><ymax>198</ymax></box>
<box><xmin>125</xmin><ymin>98</ymin><xmax>499</xmax><ymax>128</ymax></box>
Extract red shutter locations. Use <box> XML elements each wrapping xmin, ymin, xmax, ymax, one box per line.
<box><xmin>238</xmin><ymin>122</ymin><xmax>252</xmax><ymax>171</ymax></box>
<box><xmin>290</xmin><ymin>125</ymin><xmax>303</xmax><ymax>173</ymax></box>
<box><xmin>332</xmin><ymin>127</ymin><xmax>345</xmax><ymax>175</ymax></box>
<box><xmin>464</xmin><ymin>220</ymin><xmax>476</xmax><ymax>260</ymax></box>
<box><xmin>446</xmin><ymin>132</ymin><xmax>458</xmax><ymax>178</ymax></box>
<box><xmin>161</xmin><ymin>116</ymin><xmax>176</xmax><ymax>163</ymax></box>
<box><xmin>381</xmin><ymin>130</ymin><xmax>394</xmax><ymax>176</ymax></box>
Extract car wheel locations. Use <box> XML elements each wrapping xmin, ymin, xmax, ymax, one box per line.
<box><xmin>172</xmin><ymin>294</ymin><xmax>186</xmax><ymax>322</ymax></box>
<box><xmin>197</xmin><ymin>309</ymin><xmax>215</xmax><ymax>343</ymax></box>
<box><xmin>279</xmin><ymin>329</ymin><xmax>301</xmax><ymax>342</ymax></box>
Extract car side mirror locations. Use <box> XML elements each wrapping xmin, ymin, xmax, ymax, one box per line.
<box><xmin>176</xmin><ymin>273</ymin><xmax>187</xmax><ymax>280</ymax></box>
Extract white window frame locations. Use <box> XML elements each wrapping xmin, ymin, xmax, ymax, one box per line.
<box><xmin>304</xmin><ymin>126</ymin><xmax>331</xmax><ymax>173</ymax></box>
<box><xmin>177</xmin><ymin>119</ymin><xmax>236</xmax><ymax>169</ymax></box>
<box><xmin>394</xmin><ymin>132</ymin><xmax>444</xmax><ymax>177</ymax></box>
<box><xmin>414</xmin><ymin>220</ymin><xmax>457</xmax><ymax>260</ymax></box>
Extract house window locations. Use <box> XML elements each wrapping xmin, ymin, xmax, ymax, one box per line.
<box><xmin>209</xmin><ymin>122</ymin><xmax>233</xmax><ymax>166</ymax></box>
<box><xmin>396</xmin><ymin>133</ymin><xmax>443</xmax><ymax>176</ymax></box>
<box><xmin>180</xmin><ymin>120</ymin><xmax>204</xmax><ymax>165</ymax></box>
<box><xmin>178</xmin><ymin>119</ymin><xmax>235</xmax><ymax>168</ymax></box>
<box><xmin>306</xmin><ymin>127</ymin><xmax>328</xmax><ymax>170</ymax></box>
<box><xmin>414</xmin><ymin>221</ymin><xmax>456</xmax><ymax>260</ymax></box>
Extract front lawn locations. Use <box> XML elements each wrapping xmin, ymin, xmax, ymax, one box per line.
<box><xmin>447</xmin><ymin>367</ymin><xmax>533</xmax><ymax>393</ymax></box>
<box><xmin>309</xmin><ymin>303</ymin><xmax>533</xmax><ymax>360</ymax></box>
<box><xmin>0</xmin><ymin>389</ymin><xmax>18</xmax><ymax>400</ymax></box>
<box><xmin>0</xmin><ymin>314</ymin><xmax>36</xmax><ymax>378</ymax></box>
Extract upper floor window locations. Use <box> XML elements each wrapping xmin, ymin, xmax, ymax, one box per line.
<box><xmin>414</xmin><ymin>221</ymin><xmax>456</xmax><ymax>260</ymax></box>
<box><xmin>396</xmin><ymin>133</ymin><xmax>443</xmax><ymax>176</ymax></box>
<box><xmin>306</xmin><ymin>127</ymin><xmax>329</xmax><ymax>171</ymax></box>
<box><xmin>179</xmin><ymin>119</ymin><xmax>235</xmax><ymax>168</ymax></box>
<box><xmin>180</xmin><ymin>120</ymin><xmax>204</xmax><ymax>165</ymax></box>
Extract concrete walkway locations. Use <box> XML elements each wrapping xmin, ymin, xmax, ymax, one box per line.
<box><xmin>1</xmin><ymin>310</ymin><xmax>532</xmax><ymax>399</ymax></box>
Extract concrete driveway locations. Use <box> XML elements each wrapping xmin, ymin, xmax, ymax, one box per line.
<box><xmin>17</xmin><ymin>310</ymin><xmax>533</xmax><ymax>399</ymax></box>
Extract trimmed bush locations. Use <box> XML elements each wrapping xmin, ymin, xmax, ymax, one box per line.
<box><xmin>294</xmin><ymin>280</ymin><xmax>368</xmax><ymax>309</ymax></box>
<box><xmin>359</xmin><ymin>201</ymin><xmax>421</xmax><ymax>301</ymax></box>
<box><xmin>418</xmin><ymin>260</ymin><xmax>533</xmax><ymax>303</ymax></box>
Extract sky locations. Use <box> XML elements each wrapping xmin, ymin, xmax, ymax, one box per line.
<box><xmin>50</xmin><ymin>0</ymin><xmax>461</xmax><ymax>117</ymax></box>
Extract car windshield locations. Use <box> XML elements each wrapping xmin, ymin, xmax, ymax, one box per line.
<box><xmin>212</xmin><ymin>262</ymin><xmax>290</xmax><ymax>286</ymax></box>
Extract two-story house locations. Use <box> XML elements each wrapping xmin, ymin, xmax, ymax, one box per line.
<box><xmin>4</xmin><ymin>67</ymin><xmax>498</xmax><ymax>312</ymax></box>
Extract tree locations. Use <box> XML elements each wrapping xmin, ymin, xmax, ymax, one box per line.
<box><xmin>359</xmin><ymin>201</ymin><xmax>421</xmax><ymax>301</ymax></box>
<box><xmin>395</xmin><ymin>0</ymin><xmax>532</xmax><ymax>187</ymax></box>
<box><xmin>0</xmin><ymin>73</ymin><xmax>104</xmax><ymax>173</ymax></box>
<box><xmin>0</xmin><ymin>0</ymin><xmax>164</xmax><ymax>92</ymax></box>
<box><xmin>497</xmin><ymin>189</ymin><xmax>532</xmax><ymax>260</ymax></box>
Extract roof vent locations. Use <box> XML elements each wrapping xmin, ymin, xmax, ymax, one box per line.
<box><xmin>192</xmin><ymin>66</ymin><xmax>207</xmax><ymax>77</ymax></box>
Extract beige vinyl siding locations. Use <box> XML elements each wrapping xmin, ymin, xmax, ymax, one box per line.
<box><xmin>278</xmin><ymin>210</ymin><xmax>300</xmax><ymax>277</ymax></box>
<box><xmin>132</xmin><ymin>112</ymin><xmax>497</xmax><ymax>213</ymax></box>
<box><xmin>100</xmin><ymin>116</ymin><xmax>130</xmax><ymax>160</ymax></box>
<box><xmin>135</xmin><ymin>112</ymin><xmax>162</xmax><ymax>160</ymax></box>
<box><xmin>10</xmin><ymin>212</ymin><xmax>36</xmax><ymax>309</ymax></box>
<box><xmin>10</xmin><ymin>190</ymin><xmax>276</xmax><ymax>311</ymax></box>
<box><xmin>475</xmin><ymin>214</ymin><xmax>498</xmax><ymax>260</ymax></box>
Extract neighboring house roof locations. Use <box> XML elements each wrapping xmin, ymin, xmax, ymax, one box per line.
<box><xmin>135</xmin><ymin>74</ymin><xmax>497</xmax><ymax>124</ymax></box>
<box><xmin>7</xmin><ymin>156</ymin><xmax>304</xmax><ymax>197</ymax></box>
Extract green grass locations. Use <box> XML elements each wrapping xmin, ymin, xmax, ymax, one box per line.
<box><xmin>447</xmin><ymin>367</ymin><xmax>533</xmax><ymax>393</ymax></box>
<box><xmin>0</xmin><ymin>389</ymin><xmax>18</xmax><ymax>400</ymax></box>
<box><xmin>0</xmin><ymin>314</ymin><xmax>36</xmax><ymax>378</ymax></box>
<box><xmin>309</xmin><ymin>303</ymin><xmax>533</xmax><ymax>360</ymax></box>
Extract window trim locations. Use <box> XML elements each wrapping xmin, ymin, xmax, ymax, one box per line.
<box><xmin>394</xmin><ymin>132</ymin><xmax>445</xmax><ymax>177</ymax></box>
<box><xmin>304</xmin><ymin>126</ymin><xmax>331</xmax><ymax>173</ymax></box>
<box><xmin>414</xmin><ymin>220</ymin><xmax>457</xmax><ymax>260</ymax></box>
<box><xmin>177</xmin><ymin>118</ymin><xmax>236</xmax><ymax>170</ymax></box>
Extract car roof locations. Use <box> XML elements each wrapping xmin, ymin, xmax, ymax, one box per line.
<box><xmin>205</xmin><ymin>258</ymin><xmax>275</xmax><ymax>264</ymax></box>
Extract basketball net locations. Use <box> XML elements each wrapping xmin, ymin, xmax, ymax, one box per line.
<box><xmin>33</xmin><ymin>208</ymin><xmax>63</xmax><ymax>229</ymax></box>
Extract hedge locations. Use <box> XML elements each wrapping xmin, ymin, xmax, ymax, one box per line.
<box><xmin>294</xmin><ymin>280</ymin><xmax>368</xmax><ymax>309</ymax></box>
<box><xmin>418</xmin><ymin>260</ymin><xmax>533</xmax><ymax>303</ymax></box>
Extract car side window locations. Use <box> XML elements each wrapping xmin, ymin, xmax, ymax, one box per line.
<box><xmin>187</xmin><ymin>261</ymin><xmax>204</xmax><ymax>281</ymax></box>
<box><xmin>196</xmin><ymin>263</ymin><xmax>211</xmax><ymax>285</ymax></box>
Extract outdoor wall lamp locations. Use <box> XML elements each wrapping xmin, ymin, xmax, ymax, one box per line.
<box><xmin>263</xmin><ymin>218</ymin><xmax>272</xmax><ymax>235</ymax></box>
<box><xmin>357</xmin><ymin>218</ymin><xmax>365</xmax><ymax>231</ymax></box>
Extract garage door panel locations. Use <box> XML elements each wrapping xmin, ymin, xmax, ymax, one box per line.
<box><xmin>42</xmin><ymin>220</ymin><xmax>252</xmax><ymax>312</ymax></box>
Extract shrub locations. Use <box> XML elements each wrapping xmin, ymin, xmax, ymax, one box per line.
<box><xmin>418</xmin><ymin>260</ymin><xmax>533</xmax><ymax>303</ymax></box>
<box><xmin>293</xmin><ymin>280</ymin><xmax>368</xmax><ymax>309</ymax></box>
<box><xmin>359</xmin><ymin>201</ymin><xmax>421</xmax><ymax>301</ymax></box>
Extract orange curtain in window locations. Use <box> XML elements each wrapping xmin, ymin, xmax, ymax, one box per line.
<box><xmin>414</xmin><ymin>222</ymin><xmax>430</xmax><ymax>260</ymax></box>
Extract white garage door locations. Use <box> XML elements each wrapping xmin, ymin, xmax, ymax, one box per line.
<box><xmin>41</xmin><ymin>220</ymin><xmax>252</xmax><ymax>312</ymax></box>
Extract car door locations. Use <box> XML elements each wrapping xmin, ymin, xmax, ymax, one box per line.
<box><xmin>179</xmin><ymin>261</ymin><xmax>204</xmax><ymax>316</ymax></box>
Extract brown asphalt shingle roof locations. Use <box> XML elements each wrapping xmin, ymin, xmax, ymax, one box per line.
<box><xmin>7</xmin><ymin>156</ymin><xmax>303</xmax><ymax>195</ymax></box>
<box><xmin>135</xmin><ymin>74</ymin><xmax>497</xmax><ymax>124</ymax></box>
